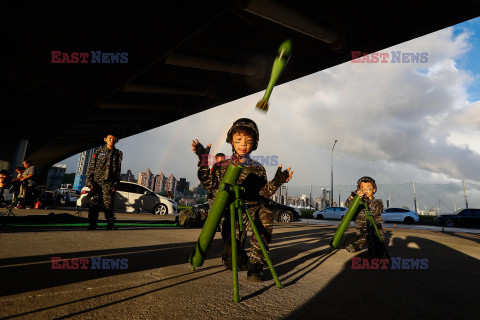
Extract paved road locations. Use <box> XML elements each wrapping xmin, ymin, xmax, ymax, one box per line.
<box><xmin>1</xmin><ymin>209</ymin><xmax>480</xmax><ymax>319</ymax></box>
<box><xmin>300</xmin><ymin>217</ymin><xmax>480</xmax><ymax>234</ymax></box>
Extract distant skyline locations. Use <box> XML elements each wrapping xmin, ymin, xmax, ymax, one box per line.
<box><xmin>59</xmin><ymin>17</ymin><xmax>480</xmax><ymax>199</ymax></box>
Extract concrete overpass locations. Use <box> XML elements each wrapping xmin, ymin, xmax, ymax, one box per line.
<box><xmin>2</xmin><ymin>0</ymin><xmax>480</xmax><ymax>170</ymax></box>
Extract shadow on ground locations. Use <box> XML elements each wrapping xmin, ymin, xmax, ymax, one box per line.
<box><xmin>0</xmin><ymin>212</ymin><xmax>177</xmax><ymax>233</ymax></box>
<box><xmin>286</xmin><ymin>234</ymin><xmax>480</xmax><ymax>319</ymax></box>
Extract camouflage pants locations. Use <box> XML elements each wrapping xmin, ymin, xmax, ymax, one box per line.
<box><xmin>221</xmin><ymin>204</ymin><xmax>274</xmax><ymax>265</ymax></box>
<box><xmin>88</xmin><ymin>182</ymin><xmax>115</xmax><ymax>226</ymax></box>
<box><xmin>343</xmin><ymin>224</ymin><xmax>385</xmax><ymax>253</ymax></box>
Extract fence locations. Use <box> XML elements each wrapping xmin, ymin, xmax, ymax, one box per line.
<box><xmin>277</xmin><ymin>181</ymin><xmax>479</xmax><ymax>215</ymax></box>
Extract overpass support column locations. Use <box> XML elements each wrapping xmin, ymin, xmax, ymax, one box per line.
<box><xmin>0</xmin><ymin>139</ymin><xmax>28</xmax><ymax>172</ymax></box>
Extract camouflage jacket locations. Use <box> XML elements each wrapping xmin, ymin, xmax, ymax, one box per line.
<box><xmin>86</xmin><ymin>145</ymin><xmax>123</xmax><ymax>187</ymax></box>
<box><xmin>345</xmin><ymin>195</ymin><xmax>384</xmax><ymax>228</ymax></box>
<box><xmin>198</xmin><ymin>154</ymin><xmax>282</xmax><ymax>206</ymax></box>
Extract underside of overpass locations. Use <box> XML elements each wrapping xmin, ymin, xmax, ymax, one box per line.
<box><xmin>2</xmin><ymin>0</ymin><xmax>480</xmax><ymax>170</ymax></box>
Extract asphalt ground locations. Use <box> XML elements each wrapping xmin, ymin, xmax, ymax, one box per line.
<box><xmin>1</xmin><ymin>209</ymin><xmax>480</xmax><ymax>319</ymax></box>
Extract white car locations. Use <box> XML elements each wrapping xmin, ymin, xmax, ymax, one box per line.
<box><xmin>77</xmin><ymin>181</ymin><xmax>178</xmax><ymax>215</ymax></box>
<box><xmin>382</xmin><ymin>207</ymin><xmax>419</xmax><ymax>224</ymax></box>
<box><xmin>313</xmin><ymin>206</ymin><xmax>348</xmax><ymax>220</ymax></box>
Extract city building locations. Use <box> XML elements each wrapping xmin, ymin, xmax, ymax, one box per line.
<box><xmin>179</xmin><ymin>198</ymin><xmax>196</xmax><ymax>206</ymax></box>
<box><xmin>120</xmin><ymin>169</ymin><xmax>136</xmax><ymax>182</ymax></box>
<box><xmin>153</xmin><ymin>173</ymin><xmax>167</xmax><ymax>194</ymax></box>
<box><xmin>138</xmin><ymin>169</ymin><xmax>154</xmax><ymax>190</ymax></box>
<box><xmin>300</xmin><ymin>194</ymin><xmax>309</xmax><ymax>208</ymax></box>
<box><xmin>73</xmin><ymin>147</ymin><xmax>99</xmax><ymax>191</ymax></box>
<box><xmin>272</xmin><ymin>185</ymin><xmax>288</xmax><ymax>205</ymax></box>
<box><xmin>46</xmin><ymin>164</ymin><xmax>66</xmax><ymax>191</ymax></box>
<box><xmin>177</xmin><ymin>178</ymin><xmax>190</xmax><ymax>195</ymax></box>
<box><xmin>165</xmin><ymin>174</ymin><xmax>177</xmax><ymax>198</ymax></box>
<box><xmin>194</xmin><ymin>182</ymin><xmax>207</xmax><ymax>196</ymax></box>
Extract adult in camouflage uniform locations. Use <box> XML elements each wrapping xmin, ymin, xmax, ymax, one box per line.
<box><xmin>343</xmin><ymin>176</ymin><xmax>385</xmax><ymax>253</ymax></box>
<box><xmin>191</xmin><ymin>118</ymin><xmax>293</xmax><ymax>281</ymax></box>
<box><xmin>179</xmin><ymin>153</ymin><xmax>225</xmax><ymax>228</ymax></box>
<box><xmin>86</xmin><ymin>134</ymin><xmax>123</xmax><ymax>230</ymax></box>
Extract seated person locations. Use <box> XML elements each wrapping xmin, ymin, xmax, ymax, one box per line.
<box><xmin>11</xmin><ymin>166</ymin><xmax>25</xmax><ymax>206</ymax></box>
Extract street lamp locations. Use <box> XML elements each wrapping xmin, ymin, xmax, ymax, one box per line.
<box><xmin>330</xmin><ymin>139</ymin><xmax>337</xmax><ymax>207</ymax></box>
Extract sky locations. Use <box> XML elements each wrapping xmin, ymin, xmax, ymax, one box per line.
<box><xmin>59</xmin><ymin>17</ymin><xmax>480</xmax><ymax>203</ymax></box>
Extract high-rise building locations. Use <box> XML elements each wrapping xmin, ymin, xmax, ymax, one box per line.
<box><xmin>47</xmin><ymin>164</ymin><xmax>66</xmax><ymax>191</ymax></box>
<box><xmin>73</xmin><ymin>147</ymin><xmax>99</xmax><ymax>191</ymax></box>
<box><xmin>154</xmin><ymin>173</ymin><xmax>167</xmax><ymax>193</ymax></box>
<box><xmin>165</xmin><ymin>174</ymin><xmax>177</xmax><ymax>197</ymax></box>
<box><xmin>121</xmin><ymin>169</ymin><xmax>136</xmax><ymax>182</ymax></box>
<box><xmin>177</xmin><ymin>178</ymin><xmax>190</xmax><ymax>195</ymax></box>
<box><xmin>138</xmin><ymin>169</ymin><xmax>154</xmax><ymax>190</ymax></box>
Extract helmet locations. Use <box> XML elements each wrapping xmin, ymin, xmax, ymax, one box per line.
<box><xmin>226</xmin><ymin>118</ymin><xmax>259</xmax><ymax>150</ymax></box>
<box><xmin>356</xmin><ymin>176</ymin><xmax>377</xmax><ymax>193</ymax></box>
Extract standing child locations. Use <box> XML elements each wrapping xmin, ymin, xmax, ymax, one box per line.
<box><xmin>86</xmin><ymin>134</ymin><xmax>123</xmax><ymax>230</ymax></box>
<box><xmin>192</xmin><ymin>118</ymin><xmax>293</xmax><ymax>281</ymax></box>
<box><xmin>343</xmin><ymin>176</ymin><xmax>385</xmax><ymax>253</ymax></box>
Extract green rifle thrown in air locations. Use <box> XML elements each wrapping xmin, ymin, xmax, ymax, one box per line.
<box><xmin>189</xmin><ymin>164</ymin><xmax>282</xmax><ymax>302</ymax></box>
<box><xmin>329</xmin><ymin>194</ymin><xmax>389</xmax><ymax>258</ymax></box>
<box><xmin>255</xmin><ymin>39</ymin><xmax>292</xmax><ymax>113</ymax></box>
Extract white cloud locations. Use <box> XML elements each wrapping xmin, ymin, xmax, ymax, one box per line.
<box><xmin>60</xmin><ymin>25</ymin><xmax>480</xmax><ymax>191</ymax></box>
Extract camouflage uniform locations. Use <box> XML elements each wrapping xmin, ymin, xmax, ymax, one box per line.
<box><xmin>343</xmin><ymin>195</ymin><xmax>385</xmax><ymax>252</ymax></box>
<box><xmin>198</xmin><ymin>154</ymin><xmax>282</xmax><ymax>265</ymax></box>
<box><xmin>86</xmin><ymin>145</ymin><xmax>123</xmax><ymax>228</ymax></box>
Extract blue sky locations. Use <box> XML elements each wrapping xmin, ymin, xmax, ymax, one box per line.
<box><xmin>59</xmin><ymin>16</ymin><xmax>480</xmax><ymax>194</ymax></box>
<box><xmin>454</xmin><ymin>17</ymin><xmax>480</xmax><ymax>101</ymax></box>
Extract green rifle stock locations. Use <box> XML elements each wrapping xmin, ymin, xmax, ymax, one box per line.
<box><xmin>189</xmin><ymin>164</ymin><xmax>242</xmax><ymax>268</ymax></box>
<box><xmin>256</xmin><ymin>39</ymin><xmax>292</xmax><ymax>112</ymax></box>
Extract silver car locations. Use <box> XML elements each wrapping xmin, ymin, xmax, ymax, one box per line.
<box><xmin>382</xmin><ymin>207</ymin><xmax>419</xmax><ymax>224</ymax></box>
<box><xmin>77</xmin><ymin>181</ymin><xmax>178</xmax><ymax>215</ymax></box>
<box><xmin>313</xmin><ymin>206</ymin><xmax>348</xmax><ymax>220</ymax></box>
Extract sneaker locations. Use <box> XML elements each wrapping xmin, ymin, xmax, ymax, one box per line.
<box><xmin>246</xmin><ymin>263</ymin><xmax>265</xmax><ymax>282</ymax></box>
<box><xmin>16</xmin><ymin>205</ymin><xmax>23</xmax><ymax>209</ymax></box>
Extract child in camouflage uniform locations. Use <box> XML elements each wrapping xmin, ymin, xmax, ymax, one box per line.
<box><xmin>343</xmin><ymin>176</ymin><xmax>385</xmax><ymax>253</ymax></box>
<box><xmin>192</xmin><ymin>118</ymin><xmax>293</xmax><ymax>281</ymax></box>
<box><xmin>86</xmin><ymin>134</ymin><xmax>123</xmax><ymax>230</ymax></box>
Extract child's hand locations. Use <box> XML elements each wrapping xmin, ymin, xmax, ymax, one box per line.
<box><xmin>191</xmin><ymin>139</ymin><xmax>211</xmax><ymax>160</ymax></box>
<box><xmin>273</xmin><ymin>165</ymin><xmax>293</xmax><ymax>184</ymax></box>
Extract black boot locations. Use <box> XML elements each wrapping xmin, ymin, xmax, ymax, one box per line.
<box><xmin>247</xmin><ymin>263</ymin><xmax>265</xmax><ymax>282</ymax></box>
<box><xmin>106</xmin><ymin>221</ymin><xmax>117</xmax><ymax>230</ymax></box>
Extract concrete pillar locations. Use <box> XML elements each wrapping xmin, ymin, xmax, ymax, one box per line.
<box><xmin>0</xmin><ymin>140</ymin><xmax>28</xmax><ymax>173</ymax></box>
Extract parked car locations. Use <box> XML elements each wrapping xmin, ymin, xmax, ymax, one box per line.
<box><xmin>191</xmin><ymin>202</ymin><xmax>209</xmax><ymax>217</ymax></box>
<box><xmin>262</xmin><ymin>198</ymin><xmax>302</xmax><ymax>223</ymax></box>
<box><xmin>434</xmin><ymin>208</ymin><xmax>480</xmax><ymax>227</ymax></box>
<box><xmin>191</xmin><ymin>197</ymin><xmax>302</xmax><ymax>223</ymax></box>
<box><xmin>77</xmin><ymin>181</ymin><xmax>178</xmax><ymax>215</ymax></box>
<box><xmin>313</xmin><ymin>206</ymin><xmax>347</xmax><ymax>220</ymax></box>
<box><xmin>382</xmin><ymin>207</ymin><xmax>419</xmax><ymax>224</ymax></box>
